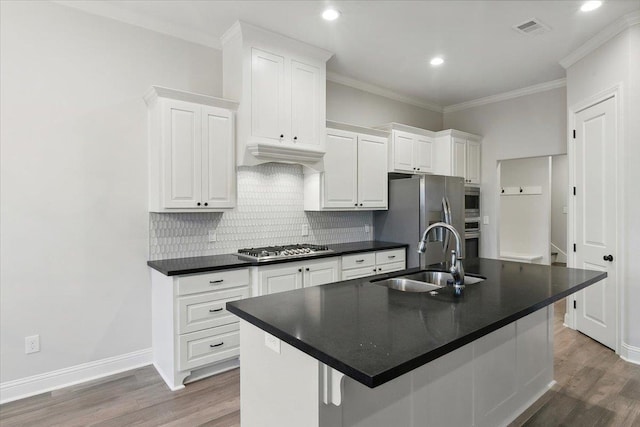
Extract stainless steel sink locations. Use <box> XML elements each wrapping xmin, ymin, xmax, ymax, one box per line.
<box><xmin>373</xmin><ymin>278</ymin><xmax>442</xmax><ymax>293</ymax></box>
<box><xmin>402</xmin><ymin>271</ymin><xmax>486</xmax><ymax>286</ymax></box>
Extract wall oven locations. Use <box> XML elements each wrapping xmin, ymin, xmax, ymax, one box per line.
<box><xmin>465</xmin><ymin>186</ymin><xmax>480</xmax><ymax>218</ymax></box>
<box><xmin>465</xmin><ymin>219</ymin><xmax>480</xmax><ymax>258</ymax></box>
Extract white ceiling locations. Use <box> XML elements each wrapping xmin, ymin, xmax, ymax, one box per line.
<box><xmin>58</xmin><ymin>0</ymin><xmax>640</xmax><ymax>109</ymax></box>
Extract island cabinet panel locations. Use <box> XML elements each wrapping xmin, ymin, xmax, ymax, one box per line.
<box><xmin>237</xmin><ymin>306</ymin><xmax>554</xmax><ymax>427</ymax></box>
<box><xmin>341</xmin><ymin>249</ymin><xmax>406</xmax><ymax>280</ymax></box>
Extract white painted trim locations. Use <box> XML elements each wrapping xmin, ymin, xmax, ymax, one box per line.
<box><xmin>443</xmin><ymin>78</ymin><xmax>566</xmax><ymax>113</ymax></box>
<box><xmin>620</xmin><ymin>342</ymin><xmax>640</xmax><ymax>365</ymax></box>
<box><xmin>0</xmin><ymin>348</ymin><xmax>152</xmax><ymax>404</ymax></box>
<box><xmin>506</xmin><ymin>380</ymin><xmax>557</xmax><ymax>426</ymax></box>
<box><xmin>326</xmin><ymin>72</ymin><xmax>443</xmax><ymax>113</ymax></box>
<box><xmin>559</xmin><ymin>10</ymin><xmax>640</xmax><ymax>69</ymax></box>
<box><xmin>52</xmin><ymin>1</ymin><xmax>222</xmax><ymax>49</ymax></box>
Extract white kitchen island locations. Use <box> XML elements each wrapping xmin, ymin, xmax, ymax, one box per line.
<box><xmin>227</xmin><ymin>259</ymin><xmax>606</xmax><ymax>427</ymax></box>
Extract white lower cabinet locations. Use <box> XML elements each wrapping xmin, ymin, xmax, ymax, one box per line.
<box><xmin>255</xmin><ymin>258</ymin><xmax>340</xmax><ymax>295</ymax></box>
<box><xmin>341</xmin><ymin>248</ymin><xmax>406</xmax><ymax>280</ymax></box>
<box><xmin>151</xmin><ymin>268</ymin><xmax>250</xmax><ymax>390</ymax></box>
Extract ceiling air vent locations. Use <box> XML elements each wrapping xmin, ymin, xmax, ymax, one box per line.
<box><xmin>513</xmin><ymin>18</ymin><xmax>551</xmax><ymax>36</ymax></box>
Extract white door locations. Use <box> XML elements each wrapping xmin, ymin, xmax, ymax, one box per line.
<box><xmin>162</xmin><ymin>99</ymin><xmax>202</xmax><ymax>208</ymax></box>
<box><xmin>201</xmin><ymin>106</ymin><xmax>235</xmax><ymax>208</ymax></box>
<box><xmin>357</xmin><ymin>135</ymin><xmax>388</xmax><ymax>209</ymax></box>
<box><xmin>466</xmin><ymin>140</ymin><xmax>481</xmax><ymax>184</ymax></box>
<box><xmin>303</xmin><ymin>259</ymin><xmax>339</xmax><ymax>287</ymax></box>
<box><xmin>451</xmin><ymin>137</ymin><xmax>467</xmax><ymax>179</ymax></box>
<box><xmin>574</xmin><ymin>96</ymin><xmax>617</xmax><ymax>350</ymax></box>
<box><xmin>413</xmin><ymin>136</ymin><xmax>434</xmax><ymax>173</ymax></box>
<box><xmin>323</xmin><ymin>129</ymin><xmax>358</xmax><ymax>208</ymax></box>
<box><xmin>251</xmin><ymin>47</ymin><xmax>287</xmax><ymax>143</ymax></box>
<box><xmin>259</xmin><ymin>264</ymin><xmax>303</xmax><ymax>295</ymax></box>
<box><xmin>393</xmin><ymin>131</ymin><xmax>414</xmax><ymax>172</ymax></box>
<box><xmin>290</xmin><ymin>60</ymin><xmax>320</xmax><ymax>147</ymax></box>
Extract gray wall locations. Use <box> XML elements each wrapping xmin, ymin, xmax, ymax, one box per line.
<box><xmin>327</xmin><ymin>81</ymin><xmax>443</xmax><ymax>130</ymax></box>
<box><xmin>0</xmin><ymin>1</ymin><xmax>441</xmax><ymax>384</ymax></box>
<box><xmin>443</xmin><ymin>87</ymin><xmax>567</xmax><ymax>259</ymax></box>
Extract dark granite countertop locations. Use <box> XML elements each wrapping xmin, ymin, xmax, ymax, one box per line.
<box><xmin>147</xmin><ymin>241</ymin><xmax>408</xmax><ymax>276</ymax></box>
<box><xmin>226</xmin><ymin>258</ymin><xmax>606</xmax><ymax>388</ymax></box>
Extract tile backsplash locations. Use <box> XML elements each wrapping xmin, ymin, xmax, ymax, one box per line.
<box><xmin>149</xmin><ymin>163</ymin><xmax>373</xmax><ymax>260</ymax></box>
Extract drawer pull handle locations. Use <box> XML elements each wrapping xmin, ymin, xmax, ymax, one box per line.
<box><xmin>388</xmin><ymin>255</ymin><xmax>396</xmax><ymax>259</ymax></box>
<box><xmin>355</xmin><ymin>259</ymin><xmax>365</xmax><ymax>263</ymax></box>
<box><xmin>210</xmin><ymin>342</ymin><xmax>224</xmax><ymax>348</ymax></box>
<box><xmin>209</xmin><ymin>308</ymin><xmax>223</xmax><ymax>313</ymax></box>
<box><xmin>209</xmin><ymin>279</ymin><xmax>224</xmax><ymax>285</ymax></box>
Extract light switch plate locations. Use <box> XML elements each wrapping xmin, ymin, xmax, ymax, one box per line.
<box><xmin>264</xmin><ymin>332</ymin><xmax>281</xmax><ymax>354</ymax></box>
<box><xmin>562</xmin><ymin>206</ymin><xmax>568</xmax><ymax>214</ymax></box>
<box><xmin>208</xmin><ymin>230</ymin><xmax>217</xmax><ymax>242</ymax></box>
<box><xmin>483</xmin><ymin>216</ymin><xmax>489</xmax><ymax>225</ymax></box>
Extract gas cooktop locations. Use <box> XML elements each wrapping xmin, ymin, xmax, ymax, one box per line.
<box><xmin>236</xmin><ymin>244</ymin><xmax>334</xmax><ymax>262</ymax></box>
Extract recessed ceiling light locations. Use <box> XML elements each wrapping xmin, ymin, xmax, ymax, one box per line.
<box><xmin>430</xmin><ymin>57</ymin><xmax>444</xmax><ymax>66</ymax></box>
<box><xmin>580</xmin><ymin>1</ymin><xmax>602</xmax><ymax>12</ymax></box>
<box><xmin>322</xmin><ymin>9</ymin><xmax>340</xmax><ymax>21</ymax></box>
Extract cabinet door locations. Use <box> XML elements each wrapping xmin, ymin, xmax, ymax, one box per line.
<box><xmin>303</xmin><ymin>259</ymin><xmax>339</xmax><ymax>287</ymax></box>
<box><xmin>413</xmin><ymin>136</ymin><xmax>434</xmax><ymax>174</ymax></box>
<box><xmin>290</xmin><ymin>60</ymin><xmax>321</xmax><ymax>147</ymax></box>
<box><xmin>258</xmin><ymin>264</ymin><xmax>303</xmax><ymax>295</ymax></box>
<box><xmin>323</xmin><ymin>129</ymin><xmax>358</xmax><ymax>208</ymax></box>
<box><xmin>162</xmin><ymin>99</ymin><xmax>202</xmax><ymax>208</ymax></box>
<box><xmin>251</xmin><ymin>48</ymin><xmax>287</xmax><ymax>143</ymax></box>
<box><xmin>466</xmin><ymin>140</ymin><xmax>481</xmax><ymax>184</ymax></box>
<box><xmin>451</xmin><ymin>137</ymin><xmax>467</xmax><ymax>179</ymax></box>
<box><xmin>358</xmin><ymin>135</ymin><xmax>388</xmax><ymax>209</ymax></box>
<box><xmin>392</xmin><ymin>131</ymin><xmax>414</xmax><ymax>172</ymax></box>
<box><xmin>201</xmin><ymin>106</ymin><xmax>236</xmax><ymax>208</ymax></box>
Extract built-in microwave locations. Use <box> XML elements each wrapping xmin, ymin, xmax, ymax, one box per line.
<box><xmin>465</xmin><ymin>186</ymin><xmax>480</xmax><ymax>218</ymax></box>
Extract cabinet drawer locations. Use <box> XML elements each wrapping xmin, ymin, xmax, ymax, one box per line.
<box><xmin>376</xmin><ymin>249</ymin><xmax>406</xmax><ymax>266</ymax></box>
<box><xmin>177</xmin><ymin>287</ymin><xmax>249</xmax><ymax>334</ymax></box>
<box><xmin>377</xmin><ymin>261</ymin><xmax>406</xmax><ymax>274</ymax></box>
<box><xmin>342</xmin><ymin>252</ymin><xmax>376</xmax><ymax>270</ymax></box>
<box><xmin>341</xmin><ymin>266</ymin><xmax>377</xmax><ymax>281</ymax></box>
<box><xmin>178</xmin><ymin>323</ymin><xmax>240</xmax><ymax>371</ymax></box>
<box><xmin>177</xmin><ymin>268</ymin><xmax>249</xmax><ymax>296</ymax></box>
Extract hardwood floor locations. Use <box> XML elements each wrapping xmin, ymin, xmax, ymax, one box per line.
<box><xmin>2</xmin><ymin>300</ymin><xmax>639</xmax><ymax>426</ymax></box>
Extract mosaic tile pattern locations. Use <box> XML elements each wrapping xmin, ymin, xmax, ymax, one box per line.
<box><xmin>149</xmin><ymin>163</ymin><xmax>374</xmax><ymax>260</ymax></box>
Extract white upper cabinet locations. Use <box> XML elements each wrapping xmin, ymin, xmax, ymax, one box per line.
<box><xmin>376</xmin><ymin>124</ymin><xmax>435</xmax><ymax>174</ymax></box>
<box><xmin>434</xmin><ymin>129</ymin><xmax>482</xmax><ymax>185</ymax></box>
<box><xmin>305</xmin><ymin>123</ymin><xmax>388</xmax><ymax>211</ymax></box>
<box><xmin>222</xmin><ymin>21</ymin><xmax>333</xmax><ymax>169</ymax></box>
<box><xmin>145</xmin><ymin>87</ymin><xmax>238</xmax><ymax>212</ymax></box>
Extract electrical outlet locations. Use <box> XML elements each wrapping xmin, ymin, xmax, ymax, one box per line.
<box><xmin>264</xmin><ymin>332</ymin><xmax>281</xmax><ymax>354</ymax></box>
<box><xmin>301</xmin><ymin>224</ymin><xmax>309</xmax><ymax>236</ymax></box>
<box><xmin>483</xmin><ymin>216</ymin><xmax>489</xmax><ymax>225</ymax></box>
<box><xmin>562</xmin><ymin>206</ymin><xmax>568</xmax><ymax>214</ymax></box>
<box><xmin>25</xmin><ymin>335</ymin><xmax>40</xmax><ymax>354</ymax></box>
<box><xmin>208</xmin><ymin>230</ymin><xmax>217</xmax><ymax>242</ymax></box>
<box><xmin>364</xmin><ymin>224</ymin><xmax>370</xmax><ymax>233</ymax></box>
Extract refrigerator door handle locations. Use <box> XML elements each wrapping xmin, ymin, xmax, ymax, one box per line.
<box><xmin>442</xmin><ymin>197</ymin><xmax>452</xmax><ymax>253</ymax></box>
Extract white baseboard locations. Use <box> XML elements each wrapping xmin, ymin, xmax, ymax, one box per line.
<box><xmin>0</xmin><ymin>348</ymin><xmax>152</xmax><ymax>404</ymax></box>
<box><xmin>620</xmin><ymin>342</ymin><xmax>640</xmax><ymax>365</ymax></box>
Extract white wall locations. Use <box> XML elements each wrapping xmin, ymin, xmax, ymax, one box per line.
<box><xmin>0</xmin><ymin>1</ymin><xmax>223</xmax><ymax>383</ymax></box>
<box><xmin>0</xmin><ymin>1</ymin><xmax>440</xmax><ymax>386</ymax></box>
<box><xmin>499</xmin><ymin>157</ymin><xmax>551</xmax><ymax>264</ymax></box>
<box><xmin>566</xmin><ymin>24</ymin><xmax>640</xmax><ymax>353</ymax></box>
<box><xmin>327</xmin><ymin>81</ymin><xmax>443</xmax><ymax>130</ymax></box>
<box><xmin>551</xmin><ymin>155</ymin><xmax>568</xmax><ymax>261</ymax></box>
<box><xmin>443</xmin><ymin>87</ymin><xmax>567</xmax><ymax>259</ymax></box>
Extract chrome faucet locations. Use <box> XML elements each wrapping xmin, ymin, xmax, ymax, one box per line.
<box><xmin>417</xmin><ymin>222</ymin><xmax>465</xmax><ymax>296</ymax></box>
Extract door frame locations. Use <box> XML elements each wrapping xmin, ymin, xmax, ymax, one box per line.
<box><xmin>566</xmin><ymin>83</ymin><xmax>624</xmax><ymax>355</ymax></box>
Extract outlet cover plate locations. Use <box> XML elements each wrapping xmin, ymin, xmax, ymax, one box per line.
<box><xmin>25</xmin><ymin>335</ymin><xmax>40</xmax><ymax>354</ymax></box>
<box><xmin>264</xmin><ymin>332</ymin><xmax>281</xmax><ymax>354</ymax></box>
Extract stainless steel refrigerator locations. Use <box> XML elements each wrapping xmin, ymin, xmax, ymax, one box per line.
<box><xmin>374</xmin><ymin>175</ymin><xmax>465</xmax><ymax>269</ymax></box>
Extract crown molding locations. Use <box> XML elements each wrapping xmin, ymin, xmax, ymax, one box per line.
<box><xmin>442</xmin><ymin>78</ymin><xmax>566</xmax><ymax>114</ymax></box>
<box><xmin>53</xmin><ymin>1</ymin><xmax>222</xmax><ymax>49</ymax></box>
<box><xmin>560</xmin><ymin>10</ymin><xmax>640</xmax><ymax>69</ymax></box>
<box><xmin>326</xmin><ymin>72</ymin><xmax>443</xmax><ymax>113</ymax></box>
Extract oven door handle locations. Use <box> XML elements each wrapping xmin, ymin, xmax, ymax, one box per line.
<box><xmin>465</xmin><ymin>232</ymin><xmax>481</xmax><ymax>239</ymax></box>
